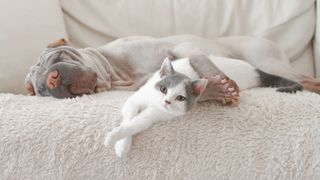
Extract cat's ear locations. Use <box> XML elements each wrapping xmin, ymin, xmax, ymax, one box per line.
<box><xmin>191</xmin><ymin>79</ymin><xmax>208</xmax><ymax>97</ymax></box>
<box><xmin>160</xmin><ymin>57</ymin><xmax>175</xmax><ymax>77</ymax></box>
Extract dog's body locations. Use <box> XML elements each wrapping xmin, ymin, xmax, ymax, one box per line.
<box><xmin>25</xmin><ymin>35</ymin><xmax>320</xmax><ymax>98</ymax></box>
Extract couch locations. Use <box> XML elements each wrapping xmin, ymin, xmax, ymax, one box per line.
<box><xmin>0</xmin><ymin>0</ymin><xmax>320</xmax><ymax>179</ymax></box>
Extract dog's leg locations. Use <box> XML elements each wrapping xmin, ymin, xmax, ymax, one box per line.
<box><xmin>244</xmin><ymin>57</ymin><xmax>320</xmax><ymax>93</ymax></box>
<box><xmin>292</xmin><ymin>73</ymin><xmax>320</xmax><ymax>93</ymax></box>
<box><xmin>217</xmin><ymin>37</ymin><xmax>320</xmax><ymax>94</ymax></box>
<box><xmin>248</xmin><ymin>55</ymin><xmax>320</xmax><ymax>94</ymax></box>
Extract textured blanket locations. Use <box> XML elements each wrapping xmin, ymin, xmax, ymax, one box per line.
<box><xmin>0</xmin><ymin>88</ymin><xmax>320</xmax><ymax>180</ymax></box>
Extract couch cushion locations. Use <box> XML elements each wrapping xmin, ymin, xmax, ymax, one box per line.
<box><xmin>0</xmin><ymin>0</ymin><xmax>67</xmax><ymax>94</ymax></box>
<box><xmin>0</xmin><ymin>89</ymin><xmax>319</xmax><ymax>179</ymax></box>
<box><xmin>60</xmin><ymin>0</ymin><xmax>316</xmax><ymax>77</ymax></box>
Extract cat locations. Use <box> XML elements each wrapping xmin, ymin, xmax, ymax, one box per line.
<box><xmin>104</xmin><ymin>58</ymin><xmax>210</xmax><ymax>158</ymax></box>
<box><xmin>105</xmin><ymin>55</ymin><xmax>303</xmax><ymax>158</ymax></box>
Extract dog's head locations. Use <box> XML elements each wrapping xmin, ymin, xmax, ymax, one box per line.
<box><xmin>25</xmin><ymin>39</ymin><xmax>98</xmax><ymax>98</ymax></box>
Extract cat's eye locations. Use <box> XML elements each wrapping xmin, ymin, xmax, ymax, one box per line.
<box><xmin>176</xmin><ymin>95</ymin><xmax>186</xmax><ymax>101</ymax></box>
<box><xmin>160</xmin><ymin>86</ymin><xmax>167</xmax><ymax>94</ymax></box>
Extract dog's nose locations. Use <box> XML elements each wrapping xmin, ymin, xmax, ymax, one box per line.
<box><xmin>165</xmin><ymin>100</ymin><xmax>171</xmax><ymax>105</ymax></box>
<box><xmin>46</xmin><ymin>70</ymin><xmax>59</xmax><ymax>89</ymax></box>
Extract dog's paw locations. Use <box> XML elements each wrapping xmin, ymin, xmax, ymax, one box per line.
<box><xmin>95</xmin><ymin>86</ymin><xmax>108</xmax><ymax>93</ymax></box>
<box><xmin>206</xmin><ymin>74</ymin><xmax>240</xmax><ymax>105</ymax></box>
<box><xmin>300</xmin><ymin>79</ymin><xmax>320</xmax><ymax>94</ymax></box>
<box><xmin>95</xmin><ymin>81</ymin><xmax>111</xmax><ymax>93</ymax></box>
<box><xmin>115</xmin><ymin>137</ymin><xmax>132</xmax><ymax>158</ymax></box>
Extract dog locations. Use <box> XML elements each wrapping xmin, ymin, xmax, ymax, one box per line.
<box><xmin>25</xmin><ymin>35</ymin><xmax>320</xmax><ymax>99</ymax></box>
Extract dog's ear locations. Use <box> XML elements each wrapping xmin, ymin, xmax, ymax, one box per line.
<box><xmin>25</xmin><ymin>82</ymin><xmax>35</xmax><ymax>96</ymax></box>
<box><xmin>47</xmin><ymin>38</ymin><xmax>68</xmax><ymax>48</ymax></box>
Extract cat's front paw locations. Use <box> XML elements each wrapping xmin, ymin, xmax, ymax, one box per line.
<box><xmin>115</xmin><ymin>137</ymin><xmax>132</xmax><ymax>158</ymax></box>
<box><xmin>104</xmin><ymin>127</ymin><xmax>122</xmax><ymax>147</ymax></box>
<box><xmin>205</xmin><ymin>74</ymin><xmax>240</xmax><ymax>105</ymax></box>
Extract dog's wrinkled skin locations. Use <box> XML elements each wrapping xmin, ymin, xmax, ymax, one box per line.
<box><xmin>25</xmin><ymin>35</ymin><xmax>320</xmax><ymax>99</ymax></box>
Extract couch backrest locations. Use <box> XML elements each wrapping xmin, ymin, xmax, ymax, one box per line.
<box><xmin>60</xmin><ymin>0</ymin><xmax>316</xmax><ymax>78</ymax></box>
<box><xmin>0</xmin><ymin>0</ymin><xmax>316</xmax><ymax>94</ymax></box>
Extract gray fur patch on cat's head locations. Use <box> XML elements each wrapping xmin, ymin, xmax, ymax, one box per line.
<box><xmin>155</xmin><ymin>73</ymin><xmax>206</xmax><ymax>111</ymax></box>
<box><xmin>155</xmin><ymin>72</ymin><xmax>189</xmax><ymax>89</ymax></box>
<box><xmin>155</xmin><ymin>57</ymin><xmax>207</xmax><ymax>112</ymax></box>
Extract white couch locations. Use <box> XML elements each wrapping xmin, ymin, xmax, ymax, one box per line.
<box><xmin>0</xmin><ymin>1</ymin><xmax>320</xmax><ymax>179</ymax></box>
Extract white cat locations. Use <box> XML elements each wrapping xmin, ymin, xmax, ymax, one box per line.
<box><xmin>104</xmin><ymin>58</ymin><xmax>210</xmax><ymax>157</ymax></box>
<box><xmin>105</xmin><ymin>55</ymin><xmax>303</xmax><ymax>157</ymax></box>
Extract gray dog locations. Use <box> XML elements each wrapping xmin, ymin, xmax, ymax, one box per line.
<box><xmin>25</xmin><ymin>35</ymin><xmax>320</xmax><ymax>100</ymax></box>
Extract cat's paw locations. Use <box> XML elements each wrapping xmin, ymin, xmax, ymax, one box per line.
<box><xmin>104</xmin><ymin>134</ymin><xmax>115</xmax><ymax>147</ymax></box>
<box><xmin>115</xmin><ymin>137</ymin><xmax>132</xmax><ymax>158</ymax></box>
<box><xmin>104</xmin><ymin>127</ymin><xmax>122</xmax><ymax>147</ymax></box>
<box><xmin>276</xmin><ymin>84</ymin><xmax>303</xmax><ymax>93</ymax></box>
<box><xmin>206</xmin><ymin>74</ymin><xmax>240</xmax><ymax>105</ymax></box>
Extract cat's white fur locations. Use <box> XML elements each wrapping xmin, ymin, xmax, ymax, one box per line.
<box><xmin>173</xmin><ymin>55</ymin><xmax>260</xmax><ymax>91</ymax></box>
<box><xmin>105</xmin><ymin>56</ymin><xmax>260</xmax><ymax>157</ymax></box>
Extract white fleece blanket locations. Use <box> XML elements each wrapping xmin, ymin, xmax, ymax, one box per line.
<box><xmin>0</xmin><ymin>88</ymin><xmax>320</xmax><ymax>180</ymax></box>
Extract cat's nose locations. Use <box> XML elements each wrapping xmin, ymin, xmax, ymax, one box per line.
<box><xmin>165</xmin><ymin>100</ymin><xmax>171</xmax><ymax>105</ymax></box>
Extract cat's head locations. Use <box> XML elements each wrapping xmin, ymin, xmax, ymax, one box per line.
<box><xmin>154</xmin><ymin>58</ymin><xmax>208</xmax><ymax>115</ymax></box>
